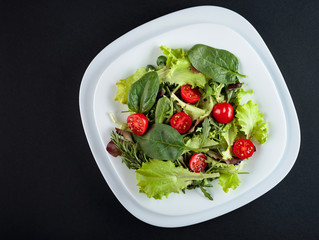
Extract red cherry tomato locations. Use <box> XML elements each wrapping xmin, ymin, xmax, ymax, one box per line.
<box><xmin>189</xmin><ymin>153</ymin><xmax>207</xmax><ymax>173</ymax></box>
<box><xmin>170</xmin><ymin>112</ymin><xmax>192</xmax><ymax>133</ymax></box>
<box><xmin>212</xmin><ymin>102</ymin><xmax>234</xmax><ymax>124</ymax></box>
<box><xmin>233</xmin><ymin>139</ymin><xmax>255</xmax><ymax>159</ymax></box>
<box><xmin>180</xmin><ymin>84</ymin><xmax>201</xmax><ymax>103</ymax></box>
<box><xmin>127</xmin><ymin>113</ymin><xmax>148</xmax><ymax>135</ymax></box>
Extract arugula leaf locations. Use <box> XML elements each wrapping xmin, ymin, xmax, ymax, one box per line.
<box><xmin>155</xmin><ymin>96</ymin><xmax>174</xmax><ymax>124</ymax></box>
<box><xmin>128</xmin><ymin>71</ymin><xmax>160</xmax><ymax>113</ymax></box>
<box><xmin>185</xmin><ymin>135</ymin><xmax>218</xmax><ymax>149</ymax></box>
<box><xmin>188</xmin><ymin>44</ymin><xmax>246</xmax><ymax>84</ymax></box>
<box><xmin>236</xmin><ymin>100</ymin><xmax>268</xmax><ymax>144</ymax></box>
<box><xmin>114</xmin><ymin>68</ymin><xmax>147</xmax><ymax>104</ymax></box>
<box><xmin>200</xmin><ymin>186</ymin><xmax>213</xmax><ymax>200</ymax></box>
<box><xmin>135</xmin><ymin>159</ymin><xmax>219</xmax><ymax>199</ymax></box>
<box><xmin>211</xmin><ymin>82</ymin><xmax>225</xmax><ymax>102</ymax></box>
<box><xmin>200</xmin><ymin>118</ymin><xmax>211</xmax><ymax>147</ymax></box>
<box><xmin>171</xmin><ymin>94</ymin><xmax>214</xmax><ymax>121</ymax></box>
<box><xmin>171</xmin><ymin>93</ymin><xmax>205</xmax><ymax>120</ymax></box>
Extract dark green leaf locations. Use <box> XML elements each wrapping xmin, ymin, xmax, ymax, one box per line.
<box><xmin>133</xmin><ymin>124</ymin><xmax>185</xmax><ymax>161</ymax></box>
<box><xmin>188</xmin><ymin>44</ymin><xmax>245</xmax><ymax>84</ymax></box>
<box><xmin>155</xmin><ymin>96</ymin><xmax>174</xmax><ymax>124</ymax></box>
<box><xmin>128</xmin><ymin>71</ymin><xmax>160</xmax><ymax>113</ymax></box>
<box><xmin>200</xmin><ymin>186</ymin><xmax>213</xmax><ymax>200</ymax></box>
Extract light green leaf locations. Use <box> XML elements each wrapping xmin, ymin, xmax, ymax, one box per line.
<box><xmin>160</xmin><ymin>46</ymin><xmax>187</xmax><ymax>67</ymax></box>
<box><xmin>114</xmin><ymin>68</ymin><xmax>147</xmax><ymax>104</ymax></box>
<box><xmin>211</xmin><ymin>83</ymin><xmax>225</xmax><ymax>102</ymax></box>
<box><xmin>136</xmin><ymin>159</ymin><xmax>219</xmax><ymax>199</ymax></box>
<box><xmin>160</xmin><ymin>46</ymin><xmax>208</xmax><ymax>88</ymax></box>
<box><xmin>234</xmin><ymin>88</ymin><xmax>253</xmax><ymax>106</ymax></box>
<box><xmin>206</xmin><ymin>157</ymin><xmax>242</xmax><ymax>193</ymax></box>
<box><xmin>221</xmin><ymin>146</ymin><xmax>233</xmax><ymax>160</ymax></box>
<box><xmin>218</xmin><ymin>173</ymin><xmax>241</xmax><ymax>193</ymax></box>
<box><xmin>200</xmin><ymin>118</ymin><xmax>211</xmax><ymax>147</ymax></box>
<box><xmin>222</xmin><ymin>121</ymin><xmax>238</xmax><ymax>146</ymax></box>
<box><xmin>185</xmin><ymin>135</ymin><xmax>218</xmax><ymax>149</ymax></box>
<box><xmin>171</xmin><ymin>94</ymin><xmax>214</xmax><ymax>121</ymax></box>
<box><xmin>206</xmin><ymin>157</ymin><xmax>239</xmax><ymax>175</ymax></box>
<box><xmin>236</xmin><ymin>100</ymin><xmax>268</xmax><ymax>144</ymax></box>
<box><xmin>109</xmin><ymin>112</ymin><xmax>129</xmax><ymax>131</ymax></box>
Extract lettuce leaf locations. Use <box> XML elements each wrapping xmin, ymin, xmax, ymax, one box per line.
<box><xmin>236</xmin><ymin>100</ymin><xmax>268</xmax><ymax>144</ymax></box>
<box><xmin>221</xmin><ymin>146</ymin><xmax>233</xmax><ymax>160</ymax></box>
<box><xmin>206</xmin><ymin>157</ymin><xmax>242</xmax><ymax>193</ymax></box>
<box><xmin>219</xmin><ymin>121</ymin><xmax>238</xmax><ymax>160</ymax></box>
<box><xmin>160</xmin><ymin>46</ymin><xmax>187</xmax><ymax>67</ymax></box>
<box><xmin>234</xmin><ymin>87</ymin><xmax>253</xmax><ymax>106</ymax></box>
<box><xmin>218</xmin><ymin>172</ymin><xmax>241</xmax><ymax>193</ymax></box>
<box><xmin>222</xmin><ymin>121</ymin><xmax>238</xmax><ymax>146</ymax></box>
<box><xmin>171</xmin><ymin>94</ymin><xmax>214</xmax><ymax>121</ymax></box>
<box><xmin>136</xmin><ymin>159</ymin><xmax>219</xmax><ymax>199</ymax></box>
<box><xmin>160</xmin><ymin>46</ymin><xmax>207</xmax><ymax>88</ymax></box>
<box><xmin>114</xmin><ymin>68</ymin><xmax>147</xmax><ymax>104</ymax></box>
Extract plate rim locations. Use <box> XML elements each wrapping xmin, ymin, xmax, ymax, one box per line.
<box><xmin>79</xmin><ymin>5</ymin><xmax>300</xmax><ymax>227</ymax></box>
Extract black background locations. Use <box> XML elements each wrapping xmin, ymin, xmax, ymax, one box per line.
<box><xmin>1</xmin><ymin>0</ymin><xmax>318</xmax><ymax>239</ymax></box>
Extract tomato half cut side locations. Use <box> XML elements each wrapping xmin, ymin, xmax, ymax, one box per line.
<box><xmin>189</xmin><ymin>153</ymin><xmax>207</xmax><ymax>173</ymax></box>
<box><xmin>180</xmin><ymin>84</ymin><xmax>201</xmax><ymax>103</ymax></box>
<box><xmin>127</xmin><ymin>113</ymin><xmax>148</xmax><ymax>135</ymax></box>
<box><xmin>212</xmin><ymin>102</ymin><xmax>234</xmax><ymax>124</ymax></box>
<box><xmin>233</xmin><ymin>138</ymin><xmax>255</xmax><ymax>159</ymax></box>
<box><xmin>170</xmin><ymin>112</ymin><xmax>192</xmax><ymax>133</ymax></box>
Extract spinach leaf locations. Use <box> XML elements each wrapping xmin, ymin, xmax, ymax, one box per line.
<box><xmin>128</xmin><ymin>71</ymin><xmax>160</xmax><ymax>113</ymax></box>
<box><xmin>133</xmin><ymin>124</ymin><xmax>185</xmax><ymax>161</ymax></box>
<box><xmin>154</xmin><ymin>96</ymin><xmax>174</xmax><ymax>124</ymax></box>
<box><xmin>188</xmin><ymin>44</ymin><xmax>245</xmax><ymax>84</ymax></box>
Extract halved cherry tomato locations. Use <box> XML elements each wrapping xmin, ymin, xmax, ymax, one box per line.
<box><xmin>170</xmin><ymin>112</ymin><xmax>192</xmax><ymax>133</ymax></box>
<box><xmin>233</xmin><ymin>138</ymin><xmax>255</xmax><ymax>159</ymax></box>
<box><xmin>189</xmin><ymin>153</ymin><xmax>207</xmax><ymax>173</ymax></box>
<box><xmin>180</xmin><ymin>84</ymin><xmax>201</xmax><ymax>103</ymax></box>
<box><xmin>127</xmin><ymin>113</ymin><xmax>148</xmax><ymax>135</ymax></box>
<box><xmin>212</xmin><ymin>102</ymin><xmax>234</xmax><ymax>124</ymax></box>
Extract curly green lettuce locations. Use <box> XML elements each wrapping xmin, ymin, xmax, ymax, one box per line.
<box><xmin>136</xmin><ymin>159</ymin><xmax>219</xmax><ymax>199</ymax></box>
<box><xmin>206</xmin><ymin>157</ymin><xmax>243</xmax><ymax>193</ymax></box>
<box><xmin>159</xmin><ymin>46</ymin><xmax>208</xmax><ymax>88</ymax></box>
<box><xmin>236</xmin><ymin>100</ymin><xmax>268</xmax><ymax>144</ymax></box>
<box><xmin>114</xmin><ymin>68</ymin><xmax>147</xmax><ymax>104</ymax></box>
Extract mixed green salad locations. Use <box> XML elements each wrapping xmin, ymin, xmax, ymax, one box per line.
<box><xmin>106</xmin><ymin>44</ymin><xmax>268</xmax><ymax>200</ymax></box>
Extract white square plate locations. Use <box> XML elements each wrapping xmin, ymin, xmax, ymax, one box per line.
<box><xmin>79</xmin><ymin>6</ymin><xmax>300</xmax><ymax>227</ymax></box>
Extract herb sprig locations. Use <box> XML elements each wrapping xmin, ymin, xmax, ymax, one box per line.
<box><xmin>110</xmin><ymin>131</ymin><xmax>149</xmax><ymax>169</ymax></box>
